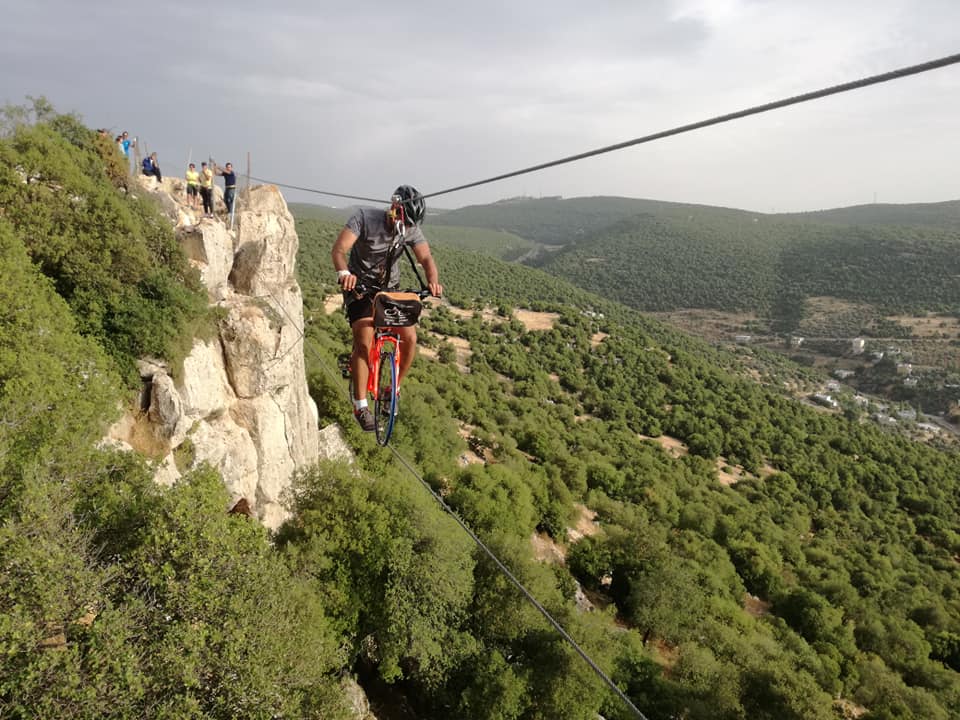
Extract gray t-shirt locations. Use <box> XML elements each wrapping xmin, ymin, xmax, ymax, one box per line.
<box><xmin>345</xmin><ymin>207</ymin><xmax>426</xmax><ymax>290</ymax></box>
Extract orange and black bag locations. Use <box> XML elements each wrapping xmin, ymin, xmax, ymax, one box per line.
<box><xmin>372</xmin><ymin>292</ymin><xmax>422</xmax><ymax>327</ymax></box>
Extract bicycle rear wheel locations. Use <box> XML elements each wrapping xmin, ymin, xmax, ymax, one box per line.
<box><xmin>374</xmin><ymin>349</ymin><xmax>398</xmax><ymax>446</ymax></box>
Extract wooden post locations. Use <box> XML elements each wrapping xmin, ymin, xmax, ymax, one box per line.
<box><xmin>245</xmin><ymin>151</ymin><xmax>251</xmax><ymax>203</ymax></box>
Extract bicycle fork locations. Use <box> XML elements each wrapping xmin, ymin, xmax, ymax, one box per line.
<box><xmin>367</xmin><ymin>333</ymin><xmax>403</xmax><ymax>398</ymax></box>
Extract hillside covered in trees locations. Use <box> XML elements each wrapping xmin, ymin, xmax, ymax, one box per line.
<box><xmin>298</xmin><ymin>215</ymin><xmax>960</xmax><ymax>719</ymax></box>
<box><xmin>302</xmin><ymin>194</ymin><xmax>960</xmax><ymax>332</ymax></box>
<box><xmin>2</xmin><ymin>109</ymin><xmax>959</xmax><ymax>720</ymax></box>
<box><xmin>782</xmin><ymin>200</ymin><xmax>960</xmax><ymax>230</ymax></box>
<box><xmin>540</xmin><ymin>212</ymin><xmax>960</xmax><ymax>327</ymax></box>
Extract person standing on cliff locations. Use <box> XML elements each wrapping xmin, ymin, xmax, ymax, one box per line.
<box><xmin>215</xmin><ymin>162</ymin><xmax>236</xmax><ymax>215</ymax></box>
<box><xmin>199</xmin><ymin>162</ymin><xmax>214</xmax><ymax>217</ymax></box>
<box><xmin>185</xmin><ymin>163</ymin><xmax>201</xmax><ymax>210</ymax></box>
<box><xmin>120</xmin><ymin>131</ymin><xmax>136</xmax><ymax>172</ymax></box>
<box><xmin>331</xmin><ymin>185</ymin><xmax>442</xmax><ymax>431</ymax></box>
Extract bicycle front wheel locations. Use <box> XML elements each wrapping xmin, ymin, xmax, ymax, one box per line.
<box><xmin>374</xmin><ymin>349</ymin><xmax>398</xmax><ymax>446</ymax></box>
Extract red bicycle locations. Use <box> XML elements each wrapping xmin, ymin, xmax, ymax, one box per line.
<box><xmin>349</xmin><ymin>285</ymin><xmax>432</xmax><ymax>445</ymax></box>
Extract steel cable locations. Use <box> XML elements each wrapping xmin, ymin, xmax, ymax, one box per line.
<box><xmin>244</xmin><ymin>52</ymin><xmax>960</xmax><ymax>206</ymax></box>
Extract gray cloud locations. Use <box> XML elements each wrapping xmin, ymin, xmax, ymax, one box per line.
<box><xmin>2</xmin><ymin>0</ymin><xmax>958</xmax><ymax>211</ymax></box>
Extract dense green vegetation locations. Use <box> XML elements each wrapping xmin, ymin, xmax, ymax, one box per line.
<box><xmin>296</xmin><ymin>216</ymin><xmax>960</xmax><ymax>719</ymax></box>
<box><xmin>0</xmin><ymin>108</ymin><xmax>349</xmax><ymax>718</ymax></box>
<box><xmin>3</xmin><ymin>106</ymin><xmax>958</xmax><ymax>720</ymax></box>
<box><xmin>0</xmin><ymin>103</ymin><xmax>208</xmax><ymax>384</ymax></box>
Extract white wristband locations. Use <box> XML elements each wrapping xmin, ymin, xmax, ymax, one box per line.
<box><xmin>336</xmin><ymin>269</ymin><xmax>351</xmax><ymax>279</ymax></box>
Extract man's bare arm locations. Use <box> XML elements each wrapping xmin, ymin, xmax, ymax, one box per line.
<box><xmin>412</xmin><ymin>242</ymin><xmax>442</xmax><ymax>297</ymax></box>
<box><xmin>332</xmin><ymin>227</ymin><xmax>359</xmax><ymax>291</ymax></box>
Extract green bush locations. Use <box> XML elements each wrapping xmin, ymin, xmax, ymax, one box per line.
<box><xmin>0</xmin><ymin>116</ymin><xmax>207</xmax><ymax>383</ymax></box>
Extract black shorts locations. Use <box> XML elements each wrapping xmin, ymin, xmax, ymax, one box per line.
<box><xmin>345</xmin><ymin>294</ymin><xmax>373</xmax><ymax>326</ymax></box>
<box><xmin>187</xmin><ymin>185</ymin><xmax>199</xmax><ymax>196</ymax></box>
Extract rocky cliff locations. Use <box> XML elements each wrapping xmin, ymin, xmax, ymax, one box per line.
<box><xmin>106</xmin><ymin>175</ymin><xmax>351</xmax><ymax>529</ymax></box>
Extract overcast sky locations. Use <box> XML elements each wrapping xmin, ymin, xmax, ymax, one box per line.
<box><xmin>3</xmin><ymin>0</ymin><xmax>958</xmax><ymax>212</ymax></box>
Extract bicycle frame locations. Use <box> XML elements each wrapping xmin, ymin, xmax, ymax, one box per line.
<box><xmin>367</xmin><ymin>328</ymin><xmax>404</xmax><ymax>400</ymax></box>
<box><xmin>366</xmin><ymin>325</ymin><xmax>404</xmax><ymax>445</ymax></box>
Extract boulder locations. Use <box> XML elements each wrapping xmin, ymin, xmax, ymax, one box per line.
<box><xmin>177</xmin><ymin>221</ymin><xmax>235</xmax><ymax>299</ymax></box>
<box><xmin>318</xmin><ymin>424</ymin><xmax>354</xmax><ymax>464</ymax></box>
<box><xmin>148</xmin><ymin>373</ymin><xmax>188</xmax><ymax>443</ymax></box>
<box><xmin>136</xmin><ymin>357</ymin><xmax>169</xmax><ymax>379</ymax></box>
<box><xmin>219</xmin><ymin>301</ymin><xmax>282</xmax><ymax>398</ymax></box>
<box><xmin>106</xmin><ymin>178</ymin><xmax>324</xmax><ymax>536</ymax></box>
<box><xmin>189</xmin><ymin>416</ymin><xmax>259</xmax><ymax>504</ymax></box>
<box><xmin>178</xmin><ymin>338</ymin><xmax>235</xmax><ymax>419</ymax></box>
<box><xmin>340</xmin><ymin>675</ymin><xmax>378</xmax><ymax>719</ymax></box>
<box><xmin>152</xmin><ymin>453</ymin><xmax>181</xmax><ymax>488</ymax></box>
<box><xmin>233</xmin><ymin>395</ymin><xmax>297</xmax><ymax>507</ymax></box>
<box><xmin>230</xmin><ymin>185</ymin><xmax>299</xmax><ymax>295</ymax></box>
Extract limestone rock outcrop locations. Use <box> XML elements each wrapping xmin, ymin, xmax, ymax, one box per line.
<box><xmin>178</xmin><ymin>221</ymin><xmax>234</xmax><ymax>301</ymax></box>
<box><xmin>107</xmin><ymin>175</ymin><xmax>352</xmax><ymax>529</ymax></box>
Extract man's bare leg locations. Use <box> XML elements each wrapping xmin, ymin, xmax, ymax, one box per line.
<box><xmin>351</xmin><ymin>318</ymin><xmax>374</xmax><ymax>401</ymax></box>
<box><xmin>397</xmin><ymin>326</ymin><xmax>417</xmax><ymax>386</ymax></box>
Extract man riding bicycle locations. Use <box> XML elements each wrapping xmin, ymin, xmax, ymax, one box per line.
<box><xmin>332</xmin><ymin>185</ymin><xmax>443</xmax><ymax>431</ymax></box>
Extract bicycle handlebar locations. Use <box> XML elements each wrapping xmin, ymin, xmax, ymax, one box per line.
<box><xmin>353</xmin><ymin>283</ymin><xmax>435</xmax><ymax>300</ymax></box>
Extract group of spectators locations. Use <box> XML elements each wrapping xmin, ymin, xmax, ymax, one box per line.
<box><xmin>184</xmin><ymin>161</ymin><xmax>236</xmax><ymax>218</ymax></box>
<box><xmin>107</xmin><ymin>129</ymin><xmax>238</xmax><ymax>217</ymax></box>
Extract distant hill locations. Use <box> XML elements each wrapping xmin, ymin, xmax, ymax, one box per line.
<box><xmin>425</xmin><ymin>225</ymin><xmax>537</xmax><ymax>261</ymax></box>
<box><xmin>293</xmin><ymin>195</ymin><xmax>960</xmax><ymax>327</ymax></box>
<box><xmin>291</xmin><ymin>203</ymin><xmax>538</xmax><ymax>261</ymax></box>
<box><xmin>287</xmin><ymin>202</ymin><xmax>351</xmax><ymax>222</ymax></box>
<box><xmin>417</xmin><ymin>195</ymin><xmax>960</xmax><ymax>327</ymax></box>
<box><xmin>783</xmin><ymin>200</ymin><xmax>960</xmax><ymax>230</ymax></box>
<box><xmin>433</xmin><ymin>195</ymin><xmax>756</xmax><ymax>246</ymax></box>
<box><xmin>540</xmin><ymin>212</ymin><xmax>960</xmax><ymax>325</ymax></box>
<box><xmin>294</xmin><ymin>195</ymin><xmax>960</xmax><ymax>241</ymax></box>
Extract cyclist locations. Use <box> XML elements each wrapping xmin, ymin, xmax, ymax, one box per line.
<box><xmin>332</xmin><ymin>185</ymin><xmax>443</xmax><ymax>431</ymax></box>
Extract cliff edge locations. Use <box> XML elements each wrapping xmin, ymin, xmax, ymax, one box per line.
<box><xmin>106</xmin><ymin>175</ymin><xmax>350</xmax><ymax>529</ymax></box>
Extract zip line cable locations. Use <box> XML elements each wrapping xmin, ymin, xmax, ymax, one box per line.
<box><xmin>238</xmin><ymin>53</ymin><xmax>960</xmax><ymax>718</ymax></box>
<box><xmin>260</xmin><ymin>289</ymin><xmax>649</xmax><ymax>720</ymax></box>
<box><xmin>247</xmin><ymin>178</ymin><xmax>389</xmax><ymax>205</ymax></box>
<box><xmin>244</xmin><ymin>52</ymin><xmax>960</xmax><ymax>204</ymax></box>
<box><xmin>421</xmin><ymin>51</ymin><xmax>960</xmax><ymax>200</ymax></box>
<box><xmin>385</xmin><ymin>444</ymin><xmax>649</xmax><ymax>720</ymax></box>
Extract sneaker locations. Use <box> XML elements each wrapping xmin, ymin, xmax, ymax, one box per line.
<box><xmin>354</xmin><ymin>407</ymin><xmax>375</xmax><ymax>432</ymax></box>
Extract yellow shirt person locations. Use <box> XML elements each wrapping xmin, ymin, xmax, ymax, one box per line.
<box><xmin>185</xmin><ymin>163</ymin><xmax>201</xmax><ymax>210</ymax></box>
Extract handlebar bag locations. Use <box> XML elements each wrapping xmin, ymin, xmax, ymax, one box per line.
<box><xmin>372</xmin><ymin>292</ymin><xmax>423</xmax><ymax>327</ymax></box>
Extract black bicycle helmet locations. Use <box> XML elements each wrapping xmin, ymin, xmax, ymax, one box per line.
<box><xmin>392</xmin><ymin>185</ymin><xmax>426</xmax><ymax>226</ymax></box>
